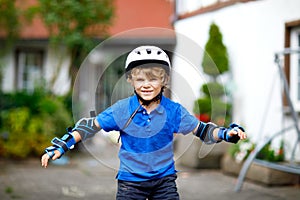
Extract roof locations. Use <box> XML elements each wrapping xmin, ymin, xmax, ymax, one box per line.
<box><xmin>0</xmin><ymin>0</ymin><xmax>175</xmax><ymax>40</ymax></box>
<box><xmin>109</xmin><ymin>0</ymin><xmax>174</xmax><ymax>37</ymax></box>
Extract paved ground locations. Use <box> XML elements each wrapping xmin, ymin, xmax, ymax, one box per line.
<box><xmin>1</xmin><ymin>137</ymin><xmax>300</xmax><ymax>200</ymax></box>
<box><xmin>1</xmin><ymin>150</ymin><xmax>299</xmax><ymax>200</ymax></box>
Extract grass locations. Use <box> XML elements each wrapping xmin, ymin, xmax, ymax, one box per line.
<box><xmin>5</xmin><ymin>186</ymin><xmax>22</xmax><ymax>199</ymax></box>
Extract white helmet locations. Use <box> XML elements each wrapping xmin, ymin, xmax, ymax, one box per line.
<box><xmin>125</xmin><ymin>45</ymin><xmax>171</xmax><ymax>75</ymax></box>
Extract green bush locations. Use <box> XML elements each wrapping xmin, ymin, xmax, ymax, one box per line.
<box><xmin>202</xmin><ymin>22</ymin><xmax>229</xmax><ymax>77</ymax></box>
<box><xmin>193</xmin><ymin>98</ymin><xmax>211</xmax><ymax>115</ymax></box>
<box><xmin>257</xmin><ymin>141</ymin><xmax>285</xmax><ymax>162</ymax></box>
<box><xmin>0</xmin><ymin>90</ymin><xmax>72</xmax><ymax>158</ymax></box>
<box><xmin>228</xmin><ymin>139</ymin><xmax>285</xmax><ymax>163</ymax></box>
<box><xmin>201</xmin><ymin>82</ymin><xmax>225</xmax><ymax>98</ymax></box>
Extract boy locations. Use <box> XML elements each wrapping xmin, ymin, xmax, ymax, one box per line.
<box><xmin>41</xmin><ymin>45</ymin><xmax>247</xmax><ymax>199</ymax></box>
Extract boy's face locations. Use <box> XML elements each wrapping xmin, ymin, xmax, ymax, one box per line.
<box><xmin>130</xmin><ymin>67</ymin><xmax>165</xmax><ymax>103</ymax></box>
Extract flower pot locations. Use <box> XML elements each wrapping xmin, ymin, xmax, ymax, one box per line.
<box><xmin>221</xmin><ymin>154</ymin><xmax>299</xmax><ymax>186</ymax></box>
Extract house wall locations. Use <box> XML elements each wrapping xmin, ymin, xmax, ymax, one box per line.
<box><xmin>173</xmin><ymin>0</ymin><xmax>300</xmax><ymax>160</ymax></box>
<box><xmin>2</xmin><ymin>53</ymin><xmax>15</xmax><ymax>92</ymax></box>
<box><xmin>44</xmin><ymin>45</ymin><xmax>71</xmax><ymax>95</ymax></box>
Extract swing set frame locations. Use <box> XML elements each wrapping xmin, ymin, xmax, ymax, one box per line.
<box><xmin>234</xmin><ymin>48</ymin><xmax>300</xmax><ymax>192</ymax></box>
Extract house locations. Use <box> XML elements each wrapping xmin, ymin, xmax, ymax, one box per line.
<box><xmin>3</xmin><ymin>0</ymin><xmax>298</xmax><ymax>167</ymax></box>
<box><xmin>0</xmin><ymin>0</ymin><xmax>176</xmax><ymax>117</ymax></box>
<box><xmin>172</xmin><ymin>0</ymin><xmax>300</xmax><ymax>162</ymax></box>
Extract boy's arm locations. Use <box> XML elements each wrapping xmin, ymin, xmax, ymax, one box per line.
<box><xmin>41</xmin><ymin>131</ymin><xmax>81</xmax><ymax>168</ymax></box>
<box><xmin>193</xmin><ymin>122</ymin><xmax>247</xmax><ymax>144</ymax></box>
<box><xmin>41</xmin><ymin>118</ymin><xmax>100</xmax><ymax>168</ymax></box>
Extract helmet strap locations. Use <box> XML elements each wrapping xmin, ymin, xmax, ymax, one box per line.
<box><xmin>134</xmin><ymin>87</ymin><xmax>164</xmax><ymax>106</ymax></box>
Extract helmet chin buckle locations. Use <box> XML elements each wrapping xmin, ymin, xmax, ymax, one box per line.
<box><xmin>135</xmin><ymin>88</ymin><xmax>164</xmax><ymax>106</ymax></box>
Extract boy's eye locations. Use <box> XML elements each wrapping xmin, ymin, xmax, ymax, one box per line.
<box><xmin>136</xmin><ymin>78</ymin><xmax>145</xmax><ymax>82</ymax></box>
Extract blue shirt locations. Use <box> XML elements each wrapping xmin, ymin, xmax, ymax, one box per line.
<box><xmin>96</xmin><ymin>95</ymin><xmax>199</xmax><ymax>181</ymax></box>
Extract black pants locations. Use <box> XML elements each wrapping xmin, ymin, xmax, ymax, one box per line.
<box><xmin>116</xmin><ymin>174</ymin><xmax>180</xmax><ymax>200</ymax></box>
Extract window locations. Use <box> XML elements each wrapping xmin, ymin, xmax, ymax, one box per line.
<box><xmin>15</xmin><ymin>49</ymin><xmax>44</xmax><ymax>92</ymax></box>
<box><xmin>284</xmin><ymin>20</ymin><xmax>300</xmax><ymax>111</ymax></box>
<box><xmin>95</xmin><ymin>53</ymin><xmax>132</xmax><ymax>112</ymax></box>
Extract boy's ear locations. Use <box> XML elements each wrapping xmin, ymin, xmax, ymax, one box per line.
<box><xmin>163</xmin><ymin>75</ymin><xmax>170</xmax><ymax>86</ymax></box>
<box><xmin>127</xmin><ymin>78</ymin><xmax>134</xmax><ymax>86</ymax></box>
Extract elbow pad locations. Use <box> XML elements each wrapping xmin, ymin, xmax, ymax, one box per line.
<box><xmin>72</xmin><ymin>117</ymin><xmax>100</xmax><ymax>140</ymax></box>
<box><xmin>195</xmin><ymin>122</ymin><xmax>219</xmax><ymax>144</ymax></box>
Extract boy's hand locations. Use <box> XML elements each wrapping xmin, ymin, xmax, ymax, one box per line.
<box><xmin>41</xmin><ymin>150</ymin><xmax>61</xmax><ymax>168</ymax></box>
<box><xmin>218</xmin><ymin>123</ymin><xmax>247</xmax><ymax>143</ymax></box>
<box><xmin>228</xmin><ymin>126</ymin><xmax>247</xmax><ymax>140</ymax></box>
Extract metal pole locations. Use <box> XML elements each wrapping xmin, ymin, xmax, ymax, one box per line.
<box><xmin>274</xmin><ymin>50</ymin><xmax>300</xmax><ymax>163</ymax></box>
<box><xmin>274</xmin><ymin>49</ymin><xmax>300</xmax><ymax>135</ymax></box>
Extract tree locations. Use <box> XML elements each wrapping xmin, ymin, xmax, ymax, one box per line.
<box><xmin>28</xmin><ymin>0</ymin><xmax>114</xmax><ymax>86</ymax></box>
<box><xmin>194</xmin><ymin>22</ymin><xmax>231</xmax><ymax>126</ymax></box>
<box><xmin>0</xmin><ymin>0</ymin><xmax>20</xmax><ymax>47</ymax></box>
<box><xmin>201</xmin><ymin>22</ymin><xmax>229</xmax><ymax>80</ymax></box>
<box><xmin>0</xmin><ymin>0</ymin><xmax>114</xmax><ymax>92</ymax></box>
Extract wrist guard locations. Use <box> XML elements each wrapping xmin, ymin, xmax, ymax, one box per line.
<box><xmin>195</xmin><ymin>122</ymin><xmax>219</xmax><ymax>144</ymax></box>
<box><xmin>218</xmin><ymin>123</ymin><xmax>245</xmax><ymax>143</ymax></box>
<box><xmin>72</xmin><ymin>117</ymin><xmax>100</xmax><ymax>140</ymax></box>
<box><xmin>45</xmin><ymin>129</ymin><xmax>76</xmax><ymax>159</ymax></box>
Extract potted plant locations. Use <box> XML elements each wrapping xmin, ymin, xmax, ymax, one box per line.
<box><xmin>222</xmin><ymin>139</ymin><xmax>298</xmax><ymax>186</ymax></box>
<box><xmin>193</xmin><ymin>22</ymin><xmax>231</xmax><ymax>126</ymax></box>
<box><xmin>180</xmin><ymin>22</ymin><xmax>232</xmax><ymax>169</ymax></box>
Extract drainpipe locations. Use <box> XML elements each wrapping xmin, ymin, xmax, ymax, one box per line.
<box><xmin>171</xmin><ymin>0</ymin><xmax>178</xmax><ymax>26</ymax></box>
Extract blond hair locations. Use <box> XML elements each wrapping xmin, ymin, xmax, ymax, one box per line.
<box><xmin>127</xmin><ymin>66</ymin><xmax>169</xmax><ymax>87</ymax></box>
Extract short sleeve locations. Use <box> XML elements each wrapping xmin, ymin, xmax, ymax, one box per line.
<box><xmin>96</xmin><ymin>98</ymin><xmax>132</xmax><ymax>132</ymax></box>
<box><xmin>176</xmin><ymin>105</ymin><xmax>199</xmax><ymax>135</ymax></box>
<box><xmin>96</xmin><ymin>106</ymin><xmax>119</xmax><ymax>132</ymax></box>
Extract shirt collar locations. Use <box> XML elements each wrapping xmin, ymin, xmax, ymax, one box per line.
<box><xmin>131</xmin><ymin>95</ymin><xmax>143</xmax><ymax>112</ymax></box>
<box><xmin>156</xmin><ymin>96</ymin><xmax>165</xmax><ymax>114</ymax></box>
<box><xmin>130</xmin><ymin>95</ymin><xmax>165</xmax><ymax>114</ymax></box>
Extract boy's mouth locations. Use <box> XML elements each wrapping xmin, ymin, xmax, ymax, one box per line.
<box><xmin>141</xmin><ymin>90</ymin><xmax>154</xmax><ymax>96</ymax></box>
<box><xmin>142</xmin><ymin>90</ymin><xmax>152</xmax><ymax>93</ymax></box>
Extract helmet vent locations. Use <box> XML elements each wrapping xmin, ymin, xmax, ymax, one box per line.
<box><xmin>146</xmin><ymin>49</ymin><xmax>151</xmax><ymax>54</ymax></box>
<box><xmin>157</xmin><ymin>51</ymin><xmax>162</xmax><ymax>55</ymax></box>
<box><xmin>135</xmin><ymin>51</ymin><xmax>141</xmax><ymax>55</ymax></box>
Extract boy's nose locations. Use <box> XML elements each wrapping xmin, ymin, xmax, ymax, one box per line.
<box><xmin>143</xmin><ymin>80</ymin><xmax>151</xmax><ymax>86</ymax></box>
<box><xmin>142</xmin><ymin>81</ymin><xmax>151</xmax><ymax>87</ymax></box>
